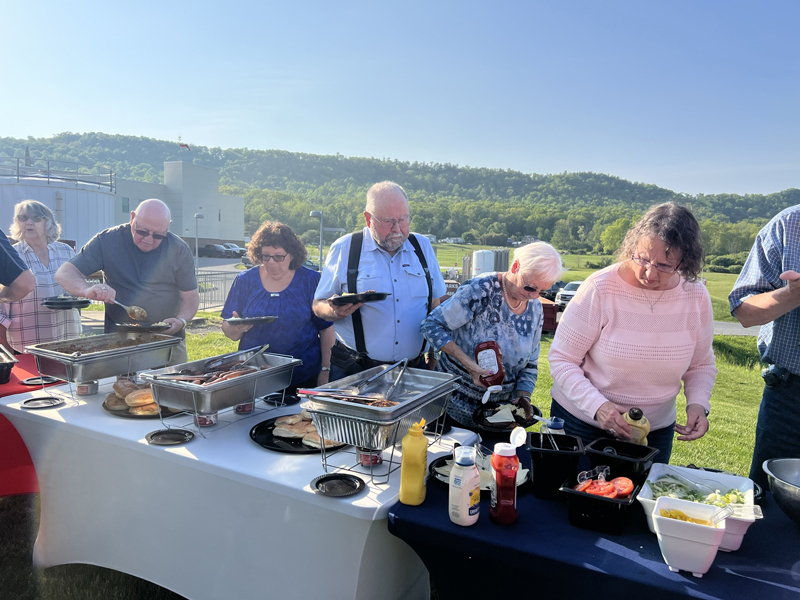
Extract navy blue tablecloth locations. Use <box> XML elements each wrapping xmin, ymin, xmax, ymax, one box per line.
<box><xmin>388</xmin><ymin>470</ymin><xmax>800</xmax><ymax>599</ymax></box>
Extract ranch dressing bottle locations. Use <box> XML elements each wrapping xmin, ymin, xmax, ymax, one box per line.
<box><xmin>448</xmin><ymin>446</ymin><xmax>481</xmax><ymax>526</ymax></box>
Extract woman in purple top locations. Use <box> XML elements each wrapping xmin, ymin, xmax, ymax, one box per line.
<box><xmin>222</xmin><ymin>222</ymin><xmax>334</xmax><ymax>390</ymax></box>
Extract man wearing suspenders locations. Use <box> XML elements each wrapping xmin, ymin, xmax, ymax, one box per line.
<box><xmin>313</xmin><ymin>181</ymin><xmax>446</xmax><ymax>380</ymax></box>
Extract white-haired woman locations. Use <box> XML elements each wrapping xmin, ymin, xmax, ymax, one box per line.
<box><xmin>0</xmin><ymin>200</ymin><xmax>81</xmax><ymax>352</ymax></box>
<box><xmin>421</xmin><ymin>242</ymin><xmax>564</xmax><ymax>430</ymax></box>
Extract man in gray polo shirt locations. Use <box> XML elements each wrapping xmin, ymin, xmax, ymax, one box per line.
<box><xmin>56</xmin><ymin>199</ymin><xmax>199</xmax><ymax>364</ymax></box>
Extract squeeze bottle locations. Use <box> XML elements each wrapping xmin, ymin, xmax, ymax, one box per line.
<box><xmin>490</xmin><ymin>442</ymin><xmax>519</xmax><ymax>524</ymax></box>
<box><xmin>623</xmin><ymin>407</ymin><xmax>650</xmax><ymax>445</ymax></box>
<box><xmin>399</xmin><ymin>419</ymin><xmax>427</xmax><ymax>506</ymax></box>
<box><xmin>475</xmin><ymin>341</ymin><xmax>505</xmax><ymax>387</ymax></box>
<box><xmin>449</xmin><ymin>446</ymin><xmax>481</xmax><ymax>526</ymax></box>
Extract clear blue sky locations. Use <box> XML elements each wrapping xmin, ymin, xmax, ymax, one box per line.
<box><xmin>2</xmin><ymin>1</ymin><xmax>797</xmax><ymax>195</ymax></box>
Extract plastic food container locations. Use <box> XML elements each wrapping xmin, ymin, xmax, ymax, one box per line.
<box><xmin>637</xmin><ymin>463</ymin><xmax>756</xmax><ymax>551</ymax></box>
<box><xmin>527</xmin><ymin>432</ymin><xmax>584</xmax><ymax>500</ymax></box>
<box><xmin>653</xmin><ymin>496</ymin><xmax>726</xmax><ymax>577</ymax></box>
<box><xmin>585</xmin><ymin>438</ymin><xmax>659</xmax><ymax>484</ymax></box>
<box><xmin>559</xmin><ymin>476</ymin><xmax>641</xmax><ymax>535</ymax></box>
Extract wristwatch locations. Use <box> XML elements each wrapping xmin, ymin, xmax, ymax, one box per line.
<box><xmin>320</xmin><ymin>366</ymin><xmax>331</xmax><ymax>372</ymax></box>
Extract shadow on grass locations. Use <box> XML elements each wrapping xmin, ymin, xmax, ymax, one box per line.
<box><xmin>0</xmin><ymin>494</ymin><xmax>186</xmax><ymax>600</ymax></box>
<box><xmin>713</xmin><ymin>335</ymin><xmax>764</xmax><ymax>370</ymax></box>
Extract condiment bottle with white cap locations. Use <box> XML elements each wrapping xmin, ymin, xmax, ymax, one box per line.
<box><xmin>399</xmin><ymin>419</ymin><xmax>427</xmax><ymax>506</ymax></box>
<box><xmin>449</xmin><ymin>446</ymin><xmax>481</xmax><ymax>526</ymax></box>
<box><xmin>490</xmin><ymin>442</ymin><xmax>519</xmax><ymax>524</ymax></box>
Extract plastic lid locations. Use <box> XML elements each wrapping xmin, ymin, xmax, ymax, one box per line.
<box><xmin>547</xmin><ymin>417</ymin><xmax>565</xmax><ymax>430</ymax></box>
<box><xmin>509</xmin><ymin>426</ymin><xmax>527</xmax><ymax>448</ymax></box>
<box><xmin>454</xmin><ymin>446</ymin><xmax>476</xmax><ymax>466</ymax></box>
<box><xmin>408</xmin><ymin>418</ymin><xmax>427</xmax><ymax>436</ymax></box>
<box><xmin>481</xmin><ymin>385</ymin><xmax>503</xmax><ymax>405</ymax></box>
<box><xmin>628</xmin><ymin>407</ymin><xmax>643</xmax><ymax>420</ymax></box>
<box><xmin>494</xmin><ymin>442</ymin><xmax>517</xmax><ymax>457</ymax></box>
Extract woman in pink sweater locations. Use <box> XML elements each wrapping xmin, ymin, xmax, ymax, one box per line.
<box><xmin>548</xmin><ymin>203</ymin><xmax>717</xmax><ymax>463</ymax></box>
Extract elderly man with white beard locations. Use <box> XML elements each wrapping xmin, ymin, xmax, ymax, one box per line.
<box><xmin>313</xmin><ymin>181</ymin><xmax>446</xmax><ymax>380</ymax></box>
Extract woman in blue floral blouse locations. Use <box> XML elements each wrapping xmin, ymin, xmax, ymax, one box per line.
<box><xmin>421</xmin><ymin>242</ymin><xmax>563</xmax><ymax>430</ymax></box>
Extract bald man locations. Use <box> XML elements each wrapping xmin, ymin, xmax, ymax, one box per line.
<box><xmin>56</xmin><ymin>199</ymin><xmax>199</xmax><ymax>364</ymax></box>
<box><xmin>313</xmin><ymin>181</ymin><xmax>446</xmax><ymax>379</ymax></box>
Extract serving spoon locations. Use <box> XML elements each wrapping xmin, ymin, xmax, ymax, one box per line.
<box><xmin>111</xmin><ymin>299</ymin><xmax>147</xmax><ymax>321</ymax></box>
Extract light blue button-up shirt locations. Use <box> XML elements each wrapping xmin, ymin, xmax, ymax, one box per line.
<box><xmin>729</xmin><ymin>205</ymin><xmax>800</xmax><ymax>375</ymax></box>
<box><xmin>314</xmin><ymin>228</ymin><xmax>446</xmax><ymax>362</ymax></box>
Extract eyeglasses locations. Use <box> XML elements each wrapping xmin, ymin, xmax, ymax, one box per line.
<box><xmin>631</xmin><ymin>254</ymin><xmax>681</xmax><ymax>274</ymax></box>
<box><xmin>520</xmin><ymin>277</ymin><xmax>539</xmax><ymax>294</ymax></box>
<box><xmin>261</xmin><ymin>254</ymin><xmax>287</xmax><ymax>263</ymax></box>
<box><xmin>16</xmin><ymin>215</ymin><xmax>44</xmax><ymax>223</ymax></box>
<box><xmin>134</xmin><ymin>228</ymin><xmax>168</xmax><ymax>241</ymax></box>
<box><xmin>369</xmin><ymin>213</ymin><xmax>412</xmax><ymax>228</ymax></box>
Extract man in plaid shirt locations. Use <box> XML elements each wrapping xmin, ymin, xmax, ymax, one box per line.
<box><xmin>729</xmin><ymin>205</ymin><xmax>800</xmax><ymax>489</ymax></box>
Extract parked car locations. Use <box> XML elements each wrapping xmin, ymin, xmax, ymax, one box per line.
<box><xmin>241</xmin><ymin>253</ymin><xmax>254</xmax><ymax>267</ymax></box>
<box><xmin>198</xmin><ymin>244</ymin><xmax>231</xmax><ymax>258</ymax></box>
<box><xmin>304</xmin><ymin>259</ymin><xmax>320</xmax><ymax>271</ymax></box>
<box><xmin>555</xmin><ymin>280</ymin><xmax>584</xmax><ymax>311</ymax></box>
<box><xmin>222</xmin><ymin>243</ymin><xmax>247</xmax><ymax>257</ymax></box>
<box><xmin>540</xmin><ymin>280</ymin><xmax>566</xmax><ymax>302</ymax></box>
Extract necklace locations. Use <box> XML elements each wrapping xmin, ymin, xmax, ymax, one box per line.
<box><xmin>641</xmin><ymin>288</ymin><xmax>668</xmax><ymax>313</ymax></box>
<box><xmin>501</xmin><ymin>273</ymin><xmax>523</xmax><ymax>310</ymax></box>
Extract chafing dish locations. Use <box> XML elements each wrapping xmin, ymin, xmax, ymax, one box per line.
<box><xmin>140</xmin><ymin>348</ymin><xmax>301</xmax><ymax>415</ymax></box>
<box><xmin>26</xmin><ymin>333</ymin><xmax>181</xmax><ymax>382</ymax></box>
<box><xmin>300</xmin><ymin>366</ymin><xmax>457</xmax><ymax>450</ymax></box>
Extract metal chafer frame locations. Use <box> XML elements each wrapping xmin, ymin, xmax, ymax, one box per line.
<box><xmin>26</xmin><ymin>333</ymin><xmax>181</xmax><ymax>383</ymax></box>
<box><xmin>299</xmin><ymin>366</ymin><xmax>457</xmax><ymax>484</ymax></box>
<box><xmin>140</xmin><ymin>348</ymin><xmax>301</xmax><ymax>418</ymax></box>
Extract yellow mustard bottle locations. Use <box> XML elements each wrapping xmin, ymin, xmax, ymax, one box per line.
<box><xmin>399</xmin><ymin>418</ymin><xmax>427</xmax><ymax>506</ymax></box>
<box><xmin>624</xmin><ymin>407</ymin><xmax>650</xmax><ymax>445</ymax></box>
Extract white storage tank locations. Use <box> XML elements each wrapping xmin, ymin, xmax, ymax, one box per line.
<box><xmin>472</xmin><ymin>250</ymin><xmax>495</xmax><ymax>277</ymax></box>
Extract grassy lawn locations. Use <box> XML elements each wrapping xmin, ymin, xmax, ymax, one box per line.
<box><xmin>0</xmin><ymin>319</ymin><xmax>764</xmax><ymax>598</ymax></box>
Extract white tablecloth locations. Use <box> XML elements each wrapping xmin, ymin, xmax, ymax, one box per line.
<box><xmin>0</xmin><ymin>380</ymin><xmax>477</xmax><ymax>600</ymax></box>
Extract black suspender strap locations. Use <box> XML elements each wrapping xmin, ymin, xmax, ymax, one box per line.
<box><xmin>347</xmin><ymin>231</ymin><xmax>367</xmax><ymax>354</ymax></box>
<box><xmin>346</xmin><ymin>231</ymin><xmax>434</xmax><ymax>359</ymax></box>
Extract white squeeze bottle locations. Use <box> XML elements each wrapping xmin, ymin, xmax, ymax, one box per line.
<box><xmin>449</xmin><ymin>446</ymin><xmax>481</xmax><ymax>526</ymax></box>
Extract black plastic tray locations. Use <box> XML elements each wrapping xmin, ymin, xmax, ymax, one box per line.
<box><xmin>560</xmin><ymin>476</ymin><xmax>641</xmax><ymax>535</ymax></box>
<box><xmin>43</xmin><ymin>296</ymin><xmax>91</xmax><ymax>310</ymax></box>
<box><xmin>472</xmin><ymin>402</ymin><xmax>541</xmax><ymax>432</ymax></box>
<box><xmin>527</xmin><ymin>432</ymin><xmax>585</xmax><ymax>500</ymax></box>
<box><xmin>330</xmin><ymin>292</ymin><xmax>390</xmax><ymax>306</ymax></box>
<box><xmin>585</xmin><ymin>438</ymin><xmax>659</xmax><ymax>485</ymax></box>
<box><xmin>250</xmin><ymin>416</ymin><xmax>321</xmax><ymax>454</ymax></box>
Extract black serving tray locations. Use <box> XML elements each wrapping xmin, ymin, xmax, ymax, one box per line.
<box><xmin>330</xmin><ymin>292</ymin><xmax>390</xmax><ymax>306</ymax></box>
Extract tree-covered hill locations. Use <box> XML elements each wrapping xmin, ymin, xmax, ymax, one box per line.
<box><xmin>1</xmin><ymin>132</ymin><xmax>795</xmax><ymax>255</ymax></box>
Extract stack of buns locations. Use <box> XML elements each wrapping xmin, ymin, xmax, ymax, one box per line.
<box><xmin>273</xmin><ymin>409</ymin><xmax>344</xmax><ymax>449</ymax></box>
<box><xmin>104</xmin><ymin>379</ymin><xmax>159</xmax><ymax>416</ymax></box>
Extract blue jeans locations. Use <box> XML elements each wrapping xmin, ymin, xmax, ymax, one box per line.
<box><xmin>749</xmin><ymin>374</ymin><xmax>800</xmax><ymax>490</ymax></box>
<box><xmin>550</xmin><ymin>400</ymin><xmax>675</xmax><ymax>464</ymax></box>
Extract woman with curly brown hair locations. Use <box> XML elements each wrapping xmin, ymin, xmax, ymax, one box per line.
<box><xmin>548</xmin><ymin>202</ymin><xmax>717</xmax><ymax>463</ymax></box>
<box><xmin>222</xmin><ymin>221</ymin><xmax>334</xmax><ymax>389</ymax></box>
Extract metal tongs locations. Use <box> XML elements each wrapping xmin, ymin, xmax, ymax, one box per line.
<box><xmin>233</xmin><ymin>344</ymin><xmax>270</xmax><ymax>370</ymax></box>
<box><xmin>203</xmin><ymin>344</ymin><xmax>269</xmax><ymax>371</ymax></box>
<box><xmin>383</xmin><ymin>358</ymin><xmax>408</xmax><ymax>400</ymax></box>
<box><xmin>318</xmin><ymin>359</ymin><xmax>407</xmax><ymax>396</ymax></box>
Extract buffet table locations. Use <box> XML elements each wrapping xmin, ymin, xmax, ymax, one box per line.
<box><xmin>0</xmin><ymin>380</ymin><xmax>477</xmax><ymax>600</ymax></box>
<box><xmin>388</xmin><ymin>458</ymin><xmax>800</xmax><ymax>600</ymax></box>
<box><xmin>0</xmin><ymin>353</ymin><xmax>61</xmax><ymax>496</ymax></box>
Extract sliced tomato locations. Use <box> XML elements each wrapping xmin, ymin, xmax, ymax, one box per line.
<box><xmin>603</xmin><ymin>488</ymin><xmax>618</xmax><ymax>499</ymax></box>
<box><xmin>574</xmin><ymin>480</ymin><xmax>592</xmax><ymax>492</ymax></box>
<box><xmin>585</xmin><ymin>481</ymin><xmax>615</xmax><ymax>496</ymax></box>
<box><xmin>611</xmin><ymin>477</ymin><xmax>634</xmax><ymax>499</ymax></box>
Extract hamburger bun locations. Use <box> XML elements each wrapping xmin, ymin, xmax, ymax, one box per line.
<box><xmin>113</xmin><ymin>379</ymin><xmax>140</xmax><ymax>399</ymax></box>
<box><xmin>125</xmin><ymin>388</ymin><xmax>154</xmax><ymax>407</ymax></box>
<box><xmin>130</xmin><ymin>403</ymin><xmax>159</xmax><ymax>416</ymax></box>
<box><xmin>104</xmin><ymin>393</ymin><xmax>129</xmax><ymax>411</ymax></box>
<box><xmin>300</xmin><ymin>408</ymin><xmax>313</xmax><ymax>421</ymax></box>
<box><xmin>273</xmin><ymin>420</ymin><xmax>317</xmax><ymax>439</ymax></box>
<box><xmin>302</xmin><ymin>432</ymin><xmax>345</xmax><ymax>449</ymax></box>
<box><xmin>275</xmin><ymin>413</ymin><xmax>304</xmax><ymax>426</ymax></box>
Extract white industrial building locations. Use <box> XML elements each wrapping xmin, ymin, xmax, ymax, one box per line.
<box><xmin>0</xmin><ymin>157</ymin><xmax>244</xmax><ymax>251</ymax></box>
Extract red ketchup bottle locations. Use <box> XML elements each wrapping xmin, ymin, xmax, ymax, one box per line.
<box><xmin>475</xmin><ymin>341</ymin><xmax>505</xmax><ymax>387</ymax></box>
<box><xmin>490</xmin><ymin>443</ymin><xmax>519</xmax><ymax>525</ymax></box>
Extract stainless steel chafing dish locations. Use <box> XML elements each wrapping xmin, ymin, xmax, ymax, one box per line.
<box><xmin>140</xmin><ymin>348</ymin><xmax>301</xmax><ymax>415</ymax></box>
<box><xmin>299</xmin><ymin>366</ymin><xmax>458</xmax><ymax>451</ymax></box>
<box><xmin>26</xmin><ymin>333</ymin><xmax>181</xmax><ymax>382</ymax></box>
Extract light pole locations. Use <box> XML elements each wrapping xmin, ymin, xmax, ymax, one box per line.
<box><xmin>194</xmin><ymin>213</ymin><xmax>204</xmax><ymax>269</ymax></box>
<box><xmin>309</xmin><ymin>210</ymin><xmax>323</xmax><ymax>265</ymax></box>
